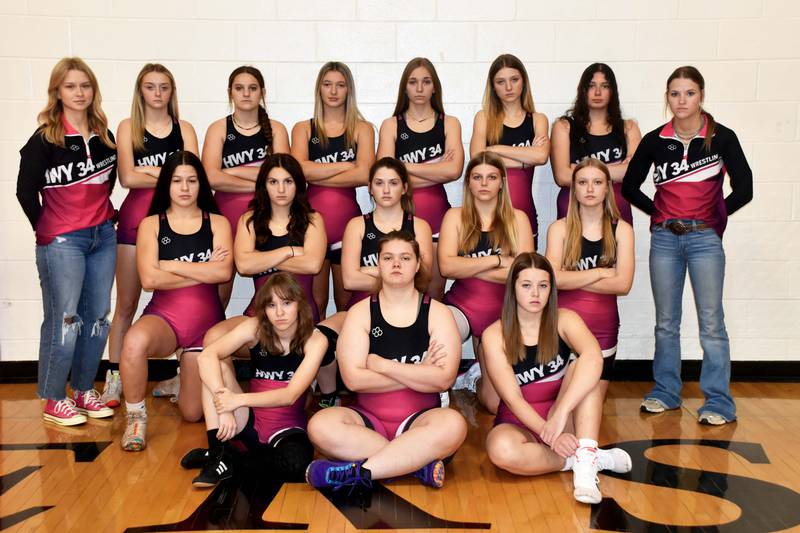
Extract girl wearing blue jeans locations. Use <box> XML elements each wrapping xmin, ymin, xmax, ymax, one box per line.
<box><xmin>622</xmin><ymin>66</ymin><xmax>753</xmax><ymax>425</ymax></box>
<box><xmin>17</xmin><ymin>57</ymin><xmax>118</xmax><ymax>426</ymax></box>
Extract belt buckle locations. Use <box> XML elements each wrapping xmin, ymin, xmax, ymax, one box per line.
<box><xmin>666</xmin><ymin>221</ymin><xmax>689</xmax><ymax>235</ymax></box>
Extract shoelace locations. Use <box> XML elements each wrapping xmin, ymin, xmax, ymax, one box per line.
<box><xmin>55</xmin><ymin>398</ymin><xmax>79</xmax><ymax>415</ymax></box>
<box><xmin>328</xmin><ymin>464</ymin><xmax>372</xmax><ymax>494</ymax></box>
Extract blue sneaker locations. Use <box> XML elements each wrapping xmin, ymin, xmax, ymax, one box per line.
<box><xmin>305</xmin><ymin>459</ymin><xmax>372</xmax><ymax>490</ymax></box>
<box><xmin>412</xmin><ymin>459</ymin><xmax>445</xmax><ymax>488</ymax></box>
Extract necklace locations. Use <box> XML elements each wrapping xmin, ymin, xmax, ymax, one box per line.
<box><xmin>146</xmin><ymin>119</ymin><xmax>172</xmax><ymax>136</ymax></box>
<box><xmin>406</xmin><ymin>111</ymin><xmax>434</xmax><ymax>123</ymax></box>
<box><xmin>674</xmin><ymin>119</ymin><xmax>703</xmax><ymax>141</ymax></box>
<box><xmin>232</xmin><ymin>114</ymin><xmax>260</xmax><ymax>131</ymax></box>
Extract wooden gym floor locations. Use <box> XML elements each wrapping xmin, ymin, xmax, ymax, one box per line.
<box><xmin>2</xmin><ymin>381</ymin><xmax>800</xmax><ymax>532</ymax></box>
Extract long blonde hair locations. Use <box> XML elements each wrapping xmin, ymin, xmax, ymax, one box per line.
<box><xmin>130</xmin><ymin>63</ymin><xmax>179</xmax><ymax>153</ymax></box>
<box><xmin>37</xmin><ymin>57</ymin><xmax>114</xmax><ymax>148</ymax></box>
<box><xmin>313</xmin><ymin>61</ymin><xmax>364</xmax><ymax>149</ymax></box>
<box><xmin>458</xmin><ymin>151</ymin><xmax>518</xmax><ymax>256</ymax></box>
<box><xmin>502</xmin><ymin>253</ymin><xmax>559</xmax><ymax>365</ymax></box>
<box><xmin>562</xmin><ymin>159</ymin><xmax>619</xmax><ymax>270</ymax></box>
<box><xmin>481</xmin><ymin>54</ymin><xmax>536</xmax><ymax>146</ymax></box>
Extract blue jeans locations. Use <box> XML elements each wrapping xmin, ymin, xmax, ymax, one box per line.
<box><xmin>35</xmin><ymin>221</ymin><xmax>116</xmax><ymax>400</ymax></box>
<box><xmin>647</xmin><ymin>223</ymin><xmax>735</xmax><ymax>421</ymax></box>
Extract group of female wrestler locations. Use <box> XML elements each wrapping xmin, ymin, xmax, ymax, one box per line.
<box><xmin>16</xmin><ymin>53</ymin><xmax>752</xmax><ymax>504</ymax></box>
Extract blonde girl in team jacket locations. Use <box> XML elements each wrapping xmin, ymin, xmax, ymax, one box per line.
<box><xmin>16</xmin><ymin>57</ymin><xmax>117</xmax><ymax>426</ymax></box>
<box><xmin>622</xmin><ymin>66</ymin><xmax>753</xmax><ymax>425</ymax></box>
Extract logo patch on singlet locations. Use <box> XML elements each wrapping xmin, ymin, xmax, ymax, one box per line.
<box><xmin>311</xmin><ymin>136</ymin><xmax>319</xmax><ymax>144</ymax></box>
<box><xmin>400</xmin><ymin>132</ymin><xmax>409</xmax><ymax>140</ymax></box>
<box><xmin>227</xmin><ymin>133</ymin><xmax>235</xmax><ymax>141</ymax></box>
<box><xmin>161</xmin><ymin>236</ymin><xmax>171</xmax><ymax>245</ymax></box>
<box><xmin>143</xmin><ymin>135</ymin><xmax>149</xmax><ymax>143</ymax></box>
<box><xmin>668</xmin><ymin>144</ymin><xmax>678</xmax><ymax>150</ymax></box>
<box><xmin>70</xmin><ymin>144</ymin><xmax>80</xmax><ymax>151</ymax></box>
<box><xmin>371</xmin><ymin>327</ymin><xmax>383</xmax><ymax>338</ymax></box>
<box><xmin>367</xmin><ymin>232</ymin><xmax>376</xmax><ymax>240</ymax></box>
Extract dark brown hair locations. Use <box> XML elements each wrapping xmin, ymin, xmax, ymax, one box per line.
<box><xmin>368</xmin><ymin>157</ymin><xmax>414</xmax><ymax>215</ymax></box>
<box><xmin>392</xmin><ymin>58</ymin><xmax>444</xmax><ymax>117</ymax></box>
<box><xmin>666</xmin><ymin>65</ymin><xmax>715</xmax><ymax>153</ymax></box>
<box><xmin>375</xmin><ymin>230</ymin><xmax>429</xmax><ymax>294</ymax></box>
<box><xmin>228</xmin><ymin>66</ymin><xmax>274</xmax><ymax>152</ymax></box>
<box><xmin>253</xmin><ymin>272</ymin><xmax>314</xmax><ymax>356</ymax></box>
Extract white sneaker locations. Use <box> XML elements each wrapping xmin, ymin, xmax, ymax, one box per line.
<box><xmin>100</xmin><ymin>369</ymin><xmax>122</xmax><ymax>407</ymax></box>
<box><xmin>597</xmin><ymin>447</ymin><xmax>632</xmax><ymax>473</ymax></box>
<box><xmin>153</xmin><ymin>369</ymin><xmax>180</xmax><ymax>399</ymax></box>
<box><xmin>453</xmin><ymin>362</ymin><xmax>480</xmax><ymax>393</ymax></box>
<box><xmin>640</xmin><ymin>398</ymin><xmax>669</xmax><ymax>413</ymax></box>
<box><xmin>572</xmin><ymin>447</ymin><xmax>601</xmax><ymax>504</ymax></box>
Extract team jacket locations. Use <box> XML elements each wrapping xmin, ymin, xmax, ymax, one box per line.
<box><xmin>16</xmin><ymin>121</ymin><xmax>117</xmax><ymax>245</ymax></box>
<box><xmin>621</xmin><ymin>117</ymin><xmax>752</xmax><ymax>236</ymax></box>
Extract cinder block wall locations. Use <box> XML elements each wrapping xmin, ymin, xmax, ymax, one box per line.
<box><xmin>1</xmin><ymin>0</ymin><xmax>798</xmax><ymax>361</ymax></box>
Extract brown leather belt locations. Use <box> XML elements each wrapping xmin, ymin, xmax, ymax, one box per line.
<box><xmin>658</xmin><ymin>220</ymin><xmax>710</xmax><ymax>235</ymax></box>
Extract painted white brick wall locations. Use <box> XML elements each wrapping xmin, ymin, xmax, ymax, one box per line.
<box><xmin>1</xmin><ymin>1</ymin><xmax>798</xmax><ymax>363</ymax></box>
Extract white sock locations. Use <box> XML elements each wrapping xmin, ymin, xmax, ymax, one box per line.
<box><xmin>578</xmin><ymin>438</ymin><xmax>598</xmax><ymax>450</ymax></box>
<box><xmin>126</xmin><ymin>401</ymin><xmax>146</xmax><ymax>413</ymax></box>
<box><xmin>561</xmin><ymin>455</ymin><xmax>575</xmax><ymax>471</ymax></box>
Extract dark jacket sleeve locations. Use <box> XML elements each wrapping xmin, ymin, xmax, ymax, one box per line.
<box><xmin>719</xmin><ymin>127</ymin><xmax>753</xmax><ymax>216</ymax></box>
<box><xmin>16</xmin><ymin>131</ymin><xmax>49</xmax><ymax>230</ymax></box>
<box><xmin>621</xmin><ymin>131</ymin><xmax>656</xmax><ymax>216</ymax></box>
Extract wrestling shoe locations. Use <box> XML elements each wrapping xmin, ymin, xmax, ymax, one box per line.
<box><xmin>153</xmin><ymin>370</ymin><xmax>180</xmax><ymax>399</ymax></box>
<box><xmin>412</xmin><ymin>459</ymin><xmax>445</xmax><ymax>488</ymax></box>
<box><xmin>121</xmin><ymin>409</ymin><xmax>147</xmax><ymax>451</ymax></box>
<box><xmin>74</xmin><ymin>389</ymin><xmax>114</xmax><ymax>419</ymax></box>
<box><xmin>192</xmin><ymin>448</ymin><xmax>233</xmax><ymax>488</ymax></box>
<box><xmin>100</xmin><ymin>369</ymin><xmax>122</xmax><ymax>407</ymax></box>
<box><xmin>572</xmin><ymin>446</ymin><xmax>602</xmax><ymax>504</ymax></box>
<box><xmin>181</xmin><ymin>448</ymin><xmax>210</xmax><ymax>469</ymax></box>
<box><xmin>43</xmin><ymin>398</ymin><xmax>87</xmax><ymax>427</ymax></box>
<box><xmin>305</xmin><ymin>459</ymin><xmax>372</xmax><ymax>490</ymax></box>
<box><xmin>597</xmin><ymin>447</ymin><xmax>632</xmax><ymax>473</ymax></box>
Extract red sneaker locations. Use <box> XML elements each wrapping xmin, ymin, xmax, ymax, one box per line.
<box><xmin>43</xmin><ymin>398</ymin><xmax>87</xmax><ymax>426</ymax></box>
<box><xmin>73</xmin><ymin>389</ymin><xmax>114</xmax><ymax>419</ymax></box>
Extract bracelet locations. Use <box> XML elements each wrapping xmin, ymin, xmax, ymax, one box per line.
<box><xmin>496</xmin><ymin>255</ymin><xmax>501</xmax><ymax>268</ymax></box>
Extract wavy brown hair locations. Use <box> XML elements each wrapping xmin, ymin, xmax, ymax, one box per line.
<box><xmin>502</xmin><ymin>253</ymin><xmax>559</xmax><ymax>365</ymax></box>
<box><xmin>458</xmin><ymin>151</ymin><xmax>518</xmax><ymax>256</ymax></box>
<box><xmin>369</xmin><ymin>157</ymin><xmax>414</xmax><ymax>215</ymax></box>
<box><xmin>228</xmin><ymin>66</ymin><xmax>274</xmax><ymax>152</ymax></box>
<box><xmin>562</xmin><ymin>159</ymin><xmax>619</xmax><ymax>270</ymax></box>
<box><xmin>253</xmin><ymin>272</ymin><xmax>314</xmax><ymax>356</ymax></box>
<box><xmin>482</xmin><ymin>54</ymin><xmax>536</xmax><ymax>146</ymax></box>
<box><xmin>392</xmin><ymin>58</ymin><xmax>444</xmax><ymax>116</ymax></box>
<box><xmin>130</xmin><ymin>63</ymin><xmax>179</xmax><ymax>153</ymax></box>
<box><xmin>247</xmin><ymin>153</ymin><xmax>314</xmax><ymax>248</ymax></box>
<box><xmin>666</xmin><ymin>65</ymin><xmax>716</xmax><ymax>153</ymax></box>
<box><xmin>38</xmin><ymin>57</ymin><xmax>114</xmax><ymax>148</ymax></box>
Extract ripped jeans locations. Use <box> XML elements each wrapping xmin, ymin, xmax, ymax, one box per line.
<box><xmin>35</xmin><ymin>221</ymin><xmax>116</xmax><ymax>400</ymax></box>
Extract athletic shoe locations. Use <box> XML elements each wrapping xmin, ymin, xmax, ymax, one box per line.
<box><xmin>698</xmin><ymin>412</ymin><xmax>729</xmax><ymax>426</ymax></box>
<box><xmin>121</xmin><ymin>410</ymin><xmax>147</xmax><ymax>451</ymax></box>
<box><xmin>412</xmin><ymin>459</ymin><xmax>445</xmax><ymax>488</ymax></box>
<box><xmin>192</xmin><ymin>449</ymin><xmax>233</xmax><ymax>488</ymax></box>
<box><xmin>181</xmin><ymin>448</ymin><xmax>210</xmax><ymax>469</ymax></box>
<box><xmin>596</xmin><ymin>447</ymin><xmax>632</xmax><ymax>473</ymax></box>
<box><xmin>453</xmin><ymin>361</ymin><xmax>481</xmax><ymax>392</ymax></box>
<box><xmin>572</xmin><ymin>447</ymin><xmax>601</xmax><ymax>504</ymax></box>
<box><xmin>43</xmin><ymin>398</ymin><xmax>87</xmax><ymax>426</ymax></box>
<box><xmin>305</xmin><ymin>459</ymin><xmax>372</xmax><ymax>490</ymax></box>
<box><xmin>153</xmin><ymin>371</ymin><xmax>180</xmax><ymax>398</ymax></box>
<box><xmin>640</xmin><ymin>398</ymin><xmax>670</xmax><ymax>414</ymax></box>
<box><xmin>100</xmin><ymin>369</ymin><xmax>122</xmax><ymax>407</ymax></box>
<box><xmin>73</xmin><ymin>389</ymin><xmax>114</xmax><ymax>419</ymax></box>
<box><xmin>318</xmin><ymin>392</ymin><xmax>338</xmax><ymax>409</ymax></box>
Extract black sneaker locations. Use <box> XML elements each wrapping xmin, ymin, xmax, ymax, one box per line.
<box><xmin>192</xmin><ymin>449</ymin><xmax>233</xmax><ymax>488</ymax></box>
<box><xmin>180</xmin><ymin>447</ymin><xmax>209</xmax><ymax>469</ymax></box>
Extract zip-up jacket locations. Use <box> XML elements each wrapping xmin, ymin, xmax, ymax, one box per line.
<box><xmin>622</xmin><ymin>117</ymin><xmax>752</xmax><ymax>236</ymax></box>
<box><xmin>17</xmin><ymin>121</ymin><xmax>117</xmax><ymax>245</ymax></box>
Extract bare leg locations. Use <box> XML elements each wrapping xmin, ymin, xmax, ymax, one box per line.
<box><xmin>218</xmin><ymin>279</ymin><xmax>234</xmax><ymax>310</ymax></box>
<box><xmin>315</xmin><ymin>312</ymin><xmax>346</xmax><ymax>395</ymax></box>
<box><xmin>203</xmin><ymin>315</ymin><xmax>250</xmax><ymax>355</ymax></box>
<box><xmin>108</xmin><ymin>245</ymin><xmax>141</xmax><ymax>364</ymax></box>
<box><xmin>308</xmin><ymin>406</ymin><xmax>389</xmax><ymax>460</ymax></box>
<box><xmin>427</xmin><ymin>243</ymin><xmax>446</xmax><ymax>301</ymax></box>
<box><xmin>330</xmin><ymin>264</ymin><xmax>351</xmax><ymax>312</ymax></box>
<box><xmin>572</xmin><ymin>379</ymin><xmax>609</xmax><ymax>441</ymax></box>
<box><xmin>312</xmin><ymin>260</ymin><xmax>331</xmax><ymax>320</ymax></box>
<box><xmin>201</xmin><ymin>357</ymin><xmax>248</xmax><ymax>432</ymax></box>
<box><xmin>486</xmin><ymin>423</ymin><xmax>565</xmax><ymax>475</ymax></box>
<box><xmin>120</xmin><ymin>315</ymin><xmax>179</xmax><ymax>404</ymax></box>
<box><xmin>178</xmin><ymin>351</ymin><xmax>205</xmax><ymax>422</ymax></box>
<box><xmin>476</xmin><ymin>339</ymin><xmax>500</xmax><ymax>414</ymax></box>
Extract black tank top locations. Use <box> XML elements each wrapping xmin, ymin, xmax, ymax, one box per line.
<box><xmin>369</xmin><ymin>293</ymin><xmax>431</xmax><ymax>364</ymax></box>
<box><xmin>221</xmin><ymin>115</ymin><xmax>270</xmax><ymax>169</ymax></box>
<box><xmin>134</xmin><ymin>121</ymin><xmax>184</xmax><ymax>167</ymax></box>
<box><xmin>512</xmin><ymin>337</ymin><xmax>572</xmax><ymax>386</ymax></box>
<box><xmin>568</xmin><ymin>118</ymin><xmax>626</xmax><ymax>165</ymax></box>
<box><xmin>250</xmin><ymin>344</ymin><xmax>303</xmax><ymax>382</ymax></box>
<box><xmin>395</xmin><ymin>113</ymin><xmax>445</xmax><ymax>164</ymax></box>
<box><xmin>575</xmin><ymin>224</ymin><xmax>617</xmax><ymax>271</ymax></box>
<box><xmin>462</xmin><ymin>231</ymin><xmax>501</xmax><ymax>258</ymax></box>
<box><xmin>307</xmin><ymin>120</ymin><xmax>357</xmax><ymax>163</ymax></box>
<box><xmin>359</xmin><ymin>211</ymin><xmax>415</xmax><ymax>268</ymax></box>
<box><xmin>157</xmin><ymin>212</ymin><xmax>213</xmax><ymax>263</ymax></box>
<box><xmin>498</xmin><ymin>113</ymin><xmax>534</xmax><ymax>147</ymax></box>
<box><xmin>254</xmin><ymin>231</ymin><xmax>302</xmax><ymax>277</ymax></box>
